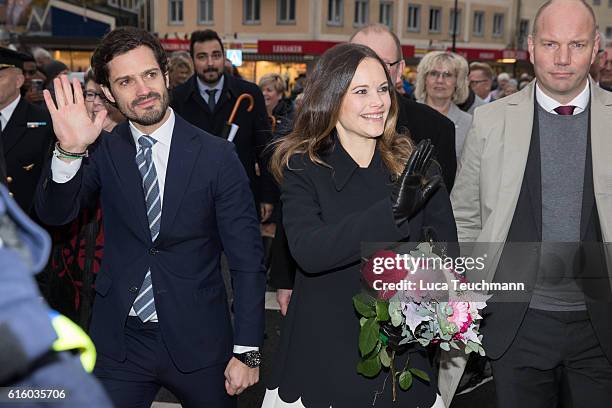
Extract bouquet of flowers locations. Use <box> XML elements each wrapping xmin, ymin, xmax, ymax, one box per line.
<box><xmin>353</xmin><ymin>242</ymin><xmax>488</xmax><ymax>401</ymax></box>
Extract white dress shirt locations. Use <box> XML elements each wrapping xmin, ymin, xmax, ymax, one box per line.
<box><xmin>0</xmin><ymin>94</ymin><xmax>21</xmax><ymax>129</ymax></box>
<box><xmin>50</xmin><ymin>108</ymin><xmax>256</xmax><ymax>353</ymax></box>
<box><xmin>535</xmin><ymin>81</ymin><xmax>590</xmax><ymax>115</ymax></box>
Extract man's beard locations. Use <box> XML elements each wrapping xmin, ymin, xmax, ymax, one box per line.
<box><xmin>197</xmin><ymin>67</ymin><xmax>222</xmax><ymax>84</ymax></box>
<box><xmin>119</xmin><ymin>90</ymin><xmax>170</xmax><ymax>127</ymax></box>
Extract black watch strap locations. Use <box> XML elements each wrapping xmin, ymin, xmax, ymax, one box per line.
<box><xmin>233</xmin><ymin>351</ymin><xmax>261</xmax><ymax>368</ymax></box>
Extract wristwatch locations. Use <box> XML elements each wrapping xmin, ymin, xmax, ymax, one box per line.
<box><xmin>233</xmin><ymin>350</ymin><xmax>262</xmax><ymax>368</ymax></box>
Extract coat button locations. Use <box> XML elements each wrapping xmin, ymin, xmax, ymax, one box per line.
<box><xmin>129</xmin><ymin>286</ymin><xmax>138</xmax><ymax>293</ymax></box>
<box><xmin>6</xmin><ymin>176</ymin><xmax>12</xmax><ymax>183</ymax></box>
<box><xmin>149</xmin><ymin>248</ymin><xmax>159</xmax><ymax>255</ymax></box>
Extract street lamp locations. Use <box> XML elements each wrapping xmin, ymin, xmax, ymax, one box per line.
<box><xmin>452</xmin><ymin>0</ymin><xmax>458</xmax><ymax>52</ymax></box>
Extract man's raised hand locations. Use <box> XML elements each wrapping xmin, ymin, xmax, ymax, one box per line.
<box><xmin>43</xmin><ymin>75</ymin><xmax>107</xmax><ymax>154</ymax></box>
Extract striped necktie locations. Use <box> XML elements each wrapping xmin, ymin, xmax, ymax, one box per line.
<box><xmin>132</xmin><ymin>135</ymin><xmax>161</xmax><ymax>322</ymax></box>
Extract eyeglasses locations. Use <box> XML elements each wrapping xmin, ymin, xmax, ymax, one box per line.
<box><xmin>427</xmin><ymin>70</ymin><xmax>456</xmax><ymax>80</ymax></box>
<box><xmin>384</xmin><ymin>59</ymin><xmax>402</xmax><ymax>69</ymax></box>
<box><xmin>83</xmin><ymin>91</ymin><xmax>108</xmax><ymax>102</ymax></box>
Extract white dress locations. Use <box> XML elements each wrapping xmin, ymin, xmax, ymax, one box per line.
<box><xmin>261</xmin><ymin>388</ymin><xmax>447</xmax><ymax>408</ymax></box>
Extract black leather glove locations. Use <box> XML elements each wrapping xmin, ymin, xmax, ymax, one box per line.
<box><xmin>390</xmin><ymin>139</ymin><xmax>442</xmax><ymax>225</ymax></box>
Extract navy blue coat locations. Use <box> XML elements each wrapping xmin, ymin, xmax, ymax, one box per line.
<box><xmin>35</xmin><ymin>114</ymin><xmax>266</xmax><ymax>372</ymax></box>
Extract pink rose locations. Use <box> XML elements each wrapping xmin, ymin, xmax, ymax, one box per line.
<box><xmin>447</xmin><ymin>301</ymin><xmax>472</xmax><ymax>335</ymax></box>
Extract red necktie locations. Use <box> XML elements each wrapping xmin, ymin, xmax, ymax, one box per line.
<box><xmin>554</xmin><ymin>105</ymin><xmax>576</xmax><ymax>115</ymax></box>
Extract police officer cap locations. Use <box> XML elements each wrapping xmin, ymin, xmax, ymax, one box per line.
<box><xmin>0</xmin><ymin>47</ymin><xmax>28</xmax><ymax>71</ymax></box>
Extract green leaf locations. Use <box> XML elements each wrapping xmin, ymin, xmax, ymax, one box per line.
<box><xmin>359</xmin><ymin>318</ymin><xmax>379</xmax><ymax>356</ymax></box>
<box><xmin>379</xmin><ymin>347</ymin><xmax>392</xmax><ymax>368</ymax></box>
<box><xmin>360</xmin><ymin>317</ymin><xmax>367</xmax><ymax>327</ymax></box>
<box><xmin>357</xmin><ymin>354</ymin><xmax>382</xmax><ymax>377</ymax></box>
<box><xmin>376</xmin><ymin>300</ymin><xmax>390</xmax><ymax>322</ymax></box>
<box><xmin>440</xmin><ymin>342</ymin><xmax>451</xmax><ymax>351</ymax></box>
<box><xmin>399</xmin><ymin>370</ymin><xmax>413</xmax><ymax>390</ymax></box>
<box><xmin>353</xmin><ymin>294</ymin><xmax>376</xmax><ymax>318</ymax></box>
<box><xmin>409</xmin><ymin>368</ymin><xmax>431</xmax><ymax>382</ymax></box>
<box><xmin>364</xmin><ymin>340</ymin><xmax>382</xmax><ymax>360</ymax></box>
<box><xmin>478</xmin><ymin>345</ymin><xmax>486</xmax><ymax>356</ymax></box>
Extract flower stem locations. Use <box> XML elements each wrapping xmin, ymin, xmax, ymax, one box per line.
<box><xmin>390</xmin><ymin>350</ymin><xmax>397</xmax><ymax>402</ymax></box>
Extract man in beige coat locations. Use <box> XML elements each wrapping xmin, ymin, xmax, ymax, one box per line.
<box><xmin>441</xmin><ymin>1</ymin><xmax>612</xmax><ymax>407</ymax></box>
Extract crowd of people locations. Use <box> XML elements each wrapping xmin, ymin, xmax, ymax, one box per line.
<box><xmin>1</xmin><ymin>0</ymin><xmax>611</xmax><ymax>407</ymax></box>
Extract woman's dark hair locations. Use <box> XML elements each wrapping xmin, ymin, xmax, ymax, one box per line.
<box><xmin>190</xmin><ymin>30</ymin><xmax>224</xmax><ymax>57</ymax></box>
<box><xmin>91</xmin><ymin>27</ymin><xmax>168</xmax><ymax>89</ymax></box>
<box><xmin>270</xmin><ymin>43</ymin><xmax>413</xmax><ymax>183</ymax></box>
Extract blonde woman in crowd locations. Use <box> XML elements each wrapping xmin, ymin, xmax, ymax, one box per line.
<box><xmin>168</xmin><ymin>53</ymin><xmax>194</xmax><ymax>89</ymax></box>
<box><xmin>258</xmin><ymin>73</ymin><xmax>295</xmax><ymax>136</ymax></box>
<box><xmin>415</xmin><ymin>51</ymin><xmax>472</xmax><ymax>160</ymax></box>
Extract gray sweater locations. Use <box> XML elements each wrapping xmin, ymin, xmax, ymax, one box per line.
<box><xmin>529</xmin><ymin>103</ymin><xmax>588</xmax><ymax>311</ymax></box>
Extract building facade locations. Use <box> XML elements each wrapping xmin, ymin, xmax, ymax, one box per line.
<box><xmin>152</xmin><ymin>0</ymin><xmax>522</xmax><ymax>83</ymax></box>
<box><xmin>517</xmin><ymin>0</ymin><xmax>612</xmax><ymax>49</ymax></box>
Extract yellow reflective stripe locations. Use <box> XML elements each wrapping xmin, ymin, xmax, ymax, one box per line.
<box><xmin>49</xmin><ymin>314</ymin><xmax>97</xmax><ymax>373</ymax></box>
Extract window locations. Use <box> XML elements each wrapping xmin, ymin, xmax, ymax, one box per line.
<box><xmin>519</xmin><ymin>19</ymin><xmax>529</xmax><ymax>49</ymax></box>
<box><xmin>450</xmin><ymin>9</ymin><xmax>461</xmax><ymax>35</ymax></box>
<box><xmin>244</xmin><ymin>0</ymin><xmax>260</xmax><ymax>24</ymax></box>
<box><xmin>379</xmin><ymin>1</ymin><xmax>392</xmax><ymax>28</ymax></box>
<box><xmin>493</xmin><ymin>13</ymin><xmax>504</xmax><ymax>37</ymax></box>
<box><xmin>278</xmin><ymin>0</ymin><xmax>296</xmax><ymax>23</ymax></box>
<box><xmin>473</xmin><ymin>11</ymin><xmax>484</xmax><ymax>36</ymax></box>
<box><xmin>429</xmin><ymin>7</ymin><xmax>441</xmax><ymax>33</ymax></box>
<box><xmin>606</xmin><ymin>26</ymin><xmax>612</xmax><ymax>40</ymax></box>
<box><xmin>328</xmin><ymin>0</ymin><xmax>343</xmax><ymax>25</ymax></box>
<box><xmin>407</xmin><ymin>4</ymin><xmax>420</xmax><ymax>32</ymax></box>
<box><xmin>108</xmin><ymin>0</ymin><xmax>118</xmax><ymax>6</ymax></box>
<box><xmin>354</xmin><ymin>0</ymin><xmax>368</xmax><ymax>26</ymax></box>
<box><xmin>169</xmin><ymin>0</ymin><xmax>183</xmax><ymax>24</ymax></box>
<box><xmin>199</xmin><ymin>0</ymin><xmax>213</xmax><ymax>24</ymax></box>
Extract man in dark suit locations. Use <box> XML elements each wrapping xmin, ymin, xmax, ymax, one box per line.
<box><xmin>448</xmin><ymin>1</ymin><xmax>612</xmax><ymax>406</ymax></box>
<box><xmin>0</xmin><ymin>48</ymin><xmax>54</xmax><ymax>213</ymax></box>
<box><xmin>172</xmin><ymin>30</ymin><xmax>276</xmax><ymax>223</ymax></box>
<box><xmin>35</xmin><ymin>28</ymin><xmax>266</xmax><ymax>407</ymax></box>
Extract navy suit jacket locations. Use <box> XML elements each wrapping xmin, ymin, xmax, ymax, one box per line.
<box><xmin>35</xmin><ymin>114</ymin><xmax>266</xmax><ymax>372</ymax></box>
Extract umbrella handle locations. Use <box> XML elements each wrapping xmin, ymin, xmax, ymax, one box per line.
<box><xmin>227</xmin><ymin>93</ymin><xmax>255</xmax><ymax>125</ymax></box>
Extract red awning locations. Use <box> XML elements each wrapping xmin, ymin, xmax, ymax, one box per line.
<box><xmin>159</xmin><ymin>38</ymin><xmax>190</xmax><ymax>52</ymax></box>
<box><xmin>258</xmin><ymin>40</ymin><xmax>415</xmax><ymax>58</ymax></box>
<box><xmin>448</xmin><ymin>47</ymin><xmax>529</xmax><ymax>61</ymax></box>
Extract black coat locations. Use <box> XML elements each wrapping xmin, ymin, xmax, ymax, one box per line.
<box><xmin>271</xmin><ymin>97</ymin><xmax>295</xmax><ymax>140</ymax></box>
<box><xmin>268</xmin><ymin>94</ymin><xmax>458</xmax><ymax>290</ymax></box>
<box><xmin>397</xmin><ymin>94</ymin><xmax>457</xmax><ymax>191</ymax></box>
<box><xmin>171</xmin><ymin>74</ymin><xmax>276</xmax><ymax>204</ymax></box>
<box><xmin>1</xmin><ymin>97</ymin><xmax>54</xmax><ymax>213</ymax></box>
<box><xmin>268</xmin><ymin>139</ymin><xmax>457</xmax><ymax>407</ymax></box>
